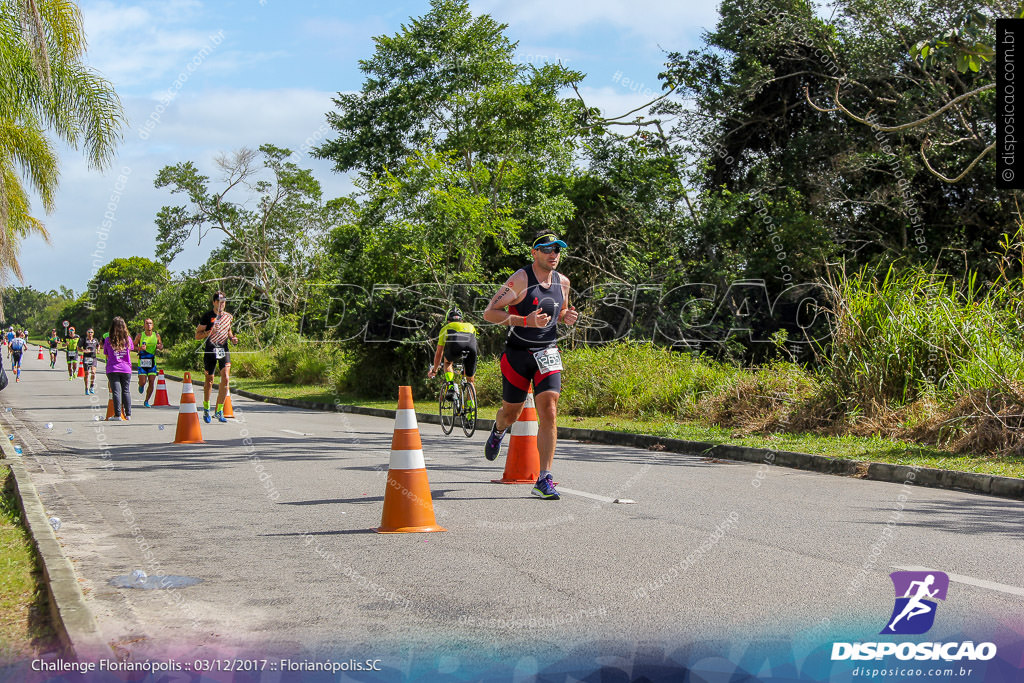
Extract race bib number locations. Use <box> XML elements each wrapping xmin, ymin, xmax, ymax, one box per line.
<box><xmin>213</xmin><ymin>347</ymin><xmax>226</xmax><ymax>359</ymax></box>
<box><xmin>83</xmin><ymin>357</ymin><xmax>95</xmax><ymax>367</ymax></box>
<box><xmin>532</xmin><ymin>347</ymin><xmax>563</xmax><ymax>373</ymax></box>
<box><xmin>140</xmin><ymin>358</ymin><xmax>154</xmax><ymax>369</ymax></box>
<box><xmin>67</xmin><ymin>352</ymin><xmax>77</xmax><ymax>361</ymax></box>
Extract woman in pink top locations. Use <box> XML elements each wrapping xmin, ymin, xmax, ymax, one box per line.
<box><xmin>103</xmin><ymin>317</ymin><xmax>135</xmax><ymax>421</ymax></box>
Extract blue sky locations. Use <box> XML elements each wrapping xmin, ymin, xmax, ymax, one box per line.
<box><xmin>20</xmin><ymin>0</ymin><xmax>719</xmax><ymax>293</ymax></box>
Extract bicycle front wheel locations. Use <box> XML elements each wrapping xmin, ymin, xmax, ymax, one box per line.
<box><xmin>460</xmin><ymin>382</ymin><xmax>477</xmax><ymax>437</ymax></box>
<box><xmin>439</xmin><ymin>384</ymin><xmax>455</xmax><ymax>435</ymax></box>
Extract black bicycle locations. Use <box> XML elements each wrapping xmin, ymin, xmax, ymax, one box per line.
<box><xmin>437</xmin><ymin>351</ymin><xmax>477</xmax><ymax>437</ymax></box>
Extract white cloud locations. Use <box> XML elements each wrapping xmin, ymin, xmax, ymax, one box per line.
<box><xmin>473</xmin><ymin>0</ymin><xmax>718</xmax><ymax>47</ymax></box>
<box><xmin>18</xmin><ymin>88</ymin><xmax>354</xmax><ymax>292</ymax></box>
<box><xmin>81</xmin><ymin>0</ymin><xmax>231</xmax><ymax>89</ymax></box>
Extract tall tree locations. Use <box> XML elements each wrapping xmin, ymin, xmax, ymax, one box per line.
<box><xmin>155</xmin><ymin>144</ymin><xmax>335</xmax><ymax>337</ymax></box>
<box><xmin>84</xmin><ymin>256</ymin><xmax>169</xmax><ymax>330</ymax></box>
<box><xmin>659</xmin><ymin>0</ymin><xmax>1011</xmax><ymax>280</ymax></box>
<box><xmin>314</xmin><ymin>0</ymin><xmax>584</xmax><ymax>257</ymax></box>
<box><xmin>0</xmin><ymin>0</ymin><xmax>125</xmax><ymax>304</ymax></box>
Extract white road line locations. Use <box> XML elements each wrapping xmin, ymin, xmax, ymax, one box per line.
<box><xmin>558</xmin><ymin>487</ymin><xmax>636</xmax><ymax>504</ymax></box>
<box><xmin>280</xmin><ymin>429</ymin><xmax>311</xmax><ymax>436</ymax></box>
<box><xmin>894</xmin><ymin>566</ymin><xmax>1024</xmax><ymax>598</ymax></box>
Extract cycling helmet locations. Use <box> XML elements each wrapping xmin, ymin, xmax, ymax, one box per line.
<box><xmin>446</xmin><ymin>308</ymin><xmax>463</xmax><ymax>322</ymax></box>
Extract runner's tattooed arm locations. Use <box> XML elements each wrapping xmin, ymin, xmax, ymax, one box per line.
<box><xmin>483</xmin><ymin>271</ymin><xmax>528</xmax><ymax>327</ymax></box>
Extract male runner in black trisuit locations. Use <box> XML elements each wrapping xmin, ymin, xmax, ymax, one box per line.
<box><xmin>482</xmin><ymin>231</ymin><xmax>579</xmax><ymax>499</ymax></box>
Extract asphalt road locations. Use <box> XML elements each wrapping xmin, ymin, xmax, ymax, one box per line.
<box><xmin>2</xmin><ymin>349</ymin><xmax>1023</xmax><ymax>677</ymax></box>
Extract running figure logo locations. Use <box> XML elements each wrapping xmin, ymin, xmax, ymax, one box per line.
<box><xmin>881</xmin><ymin>571</ymin><xmax>949</xmax><ymax>635</ymax></box>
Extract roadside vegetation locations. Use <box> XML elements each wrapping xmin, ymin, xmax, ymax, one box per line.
<box><xmin>5</xmin><ymin>1</ymin><xmax>1022</xmax><ymax>477</ymax></box>
<box><xmin>0</xmin><ymin>465</ymin><xmax>56</xmax><ymax>662</ymax></box>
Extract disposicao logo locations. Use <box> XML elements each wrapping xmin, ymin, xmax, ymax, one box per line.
<box><xmin>881</xmin><ymin>570</ymin><xmax>949</xmax><ymax>635</ymax></box>
<box><xmin>831</xmin><ymin>569</ymin><xmax>997</xmax><ymax>663</ymax></box>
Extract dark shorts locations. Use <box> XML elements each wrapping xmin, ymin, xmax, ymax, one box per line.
<box><xmin>203</xmin><ymin>346</ymin><xmax>230</xmax><ymax>375</ymax></box>
<box><xmin>443</xmin><ymin>338</ymin><xmax>478</xmax><ymax>377</ymax></box>
<box><xmin>66</xmin><ymin>352</ymin><xmax>78</xmax><ymax>363</ymax></box>
<box><xmin>138</xmin><ymin>354</ymin><xmax>158</xmax><ymax>375</ymax></box>
<box><xmin>500</xmin><ymin>345</ymin><xmax>562</xmax><ymax>404</ymax></box>
<box><xmin>12</xmin><ymin>351</ymin><xmax>22</xmax><ymax>364</ymax></box>
<box><xmin>82</xmin><ymin>356</ymin><xmax>96</xmax><ymax>370</ymax></box>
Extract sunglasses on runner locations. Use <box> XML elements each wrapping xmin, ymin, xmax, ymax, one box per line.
<box><xmin>536</xmin><ymin>244</ymin><xmax>561</xmax><ymax>254</ymax></box>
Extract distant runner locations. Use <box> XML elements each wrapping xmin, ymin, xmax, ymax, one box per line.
<box><xmin>47</xmin><ymin>329</ymin><xmax>59</xmax><ymax>368</ymax></box>
<box><xmin>133</xmin><ymin>318</ymin><xmax>163</xmax><ymax>407</ymax></box>
<box><xmin>10</xmin><ymin>332</ymin><xmax>26</xmax><ymax>383</ymax></box>
<box><xmin>482</xmin><ymin>231</ymin><xmax>579</xmax><ymax>500</ymax></box>
<box><xmin>4</xmin><ymin>327</ymin><xmax>13</xmax><ymax>360</ymax></box>
<box><xmin>195</xmin><ymin>291</ymin><xmax>238</xmax><ymax>424</ymax></box>
<box><xmin>63</xmin><ymin>326</ymin><xmax>80</xmax><ymax>380</ymax></box>
<box><xmin>80</xmin><ymin>328</ymin><xmax>99</xmax><ymax>395</ymax></box>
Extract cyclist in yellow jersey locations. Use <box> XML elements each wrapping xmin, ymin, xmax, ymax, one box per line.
<box><xmin>133</xmin><ymin>318</ymin><xmax>163</xmax><ymax>407</ymax></box>
<box><xmin>428</xmin><ymin>308</ymin><xmax>478</xmax><ymax>409</ymax></box>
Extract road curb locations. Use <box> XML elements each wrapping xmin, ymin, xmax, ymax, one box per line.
<box><xmin>159</xmin><ymin>373</ymin><xmax>1024</xmax><ymax>501</ymax></box>
<box><xmin>0</xmin><ymin>417</ymin><xmax>114</xmax><ymax>660</ymax></box>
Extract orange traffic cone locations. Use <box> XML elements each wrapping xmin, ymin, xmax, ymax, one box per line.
<box><xmin>105</xmin><ymin>383</ymin><xmax>126</xmax><ymax>420</ymax></box>
<box><xmin>77</xmin><ymin>363</ymin><xmax>84</xmax><ymax>377</ymax></box>
<box><xmin>492</xmin><ymin>388</ymin><xmax>541</xmax><ymax>484</ymax></box>
<box><xmin>105</xmin><ymin>384</ymin><xmax>116</xmax><ymax>419</ymax></box>
<box><xmin>172</xmin><ymin>372</ymin><xmax>204</xmax><ymax>444</ymax></box>
<box><xmin>222</xmin><ymin>386</ymin><xmax>234</xmax><ymax>418</ymax></box>
<box><xmin>37</xmin><ymin>346</ymin><xmax>43</xmax><ymax>360</ymax></box>
<box><xmin>376</xmin><ymin>386</ymin><xmax>446</xmax><ymax>534</ymax></box>
<box><xmin>152</xmin><ymin>370</ymin><xmax>171</xmax><ymax>407</ymax></box>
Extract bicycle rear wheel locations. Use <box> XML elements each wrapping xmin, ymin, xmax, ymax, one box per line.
<box><xmin>439</xmin><ymin>384</ymin><xmax>455</xmax><ymax>435</ymax></box>
<box><xmin>460</xmin><ymin>382</ymin><xmax>477</xmax><ymax>437</ymax></box>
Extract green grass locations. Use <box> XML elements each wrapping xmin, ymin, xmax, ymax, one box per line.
<box><xmin>215</xmin><ymin>375</ymin><xmax>1024</xmax><ymax>479</ymax></box>
<box><xmin>562</xmin><ymin>415</ymin><xmax>1024</xmax><ymax>479</ymax></box>
<box><xmin>0</xmin><ymin>465</ymin><xmax>56</xmax><ymax>663</ymax></box>
<box><xmin>48</xmin><ymin>337</ymin><xmax>1024</xmax><ymax>479</ymax></box>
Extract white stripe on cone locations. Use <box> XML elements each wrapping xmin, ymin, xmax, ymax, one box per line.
<box><xmin>389</xmin><ymin>449</ymin><xmax>426</xmax><ymax>471</ymax></box>
<box><xmin>178</xmin><ymin>400</ymin><xmax>196</xmax><ymax>414</ymax></box>
<box><xmin>511</xmin><ymin>391</ymin><xmax>538</xmax><ymax>436</ymax></box>
<box><xmin>511</xmin><ymin>421</ymin><xmax>539</xmax><ymax>436</ymax></box>
<box><xmin>394</xmin><ymin>409</ymin><xmax>418</xmax><ymax>430</ymax></box>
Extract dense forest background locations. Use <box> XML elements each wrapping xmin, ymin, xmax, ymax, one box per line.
<box><xmin>6</xmin><ymin>0</ymin><xmax>1022</xmax><ymax>452</ymax></box>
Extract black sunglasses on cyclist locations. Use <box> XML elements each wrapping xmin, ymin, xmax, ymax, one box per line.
<box><xmin>536</xmin><ymin>244</ymin><xmax>561</xmax><ymax>254</ymax></box>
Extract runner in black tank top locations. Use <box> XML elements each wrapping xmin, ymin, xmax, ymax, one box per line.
<box><xmin>506</xmin><ymin>267</ymin><xmax>564</xmax><ymax>350</ymax></box>
<box><xmin>482</xmin><ymin>231</ymin><xmax>580</xmax><ymax>500</ymax></box>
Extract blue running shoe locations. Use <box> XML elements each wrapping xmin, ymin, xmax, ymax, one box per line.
<box><xmin>216</xmin><ymin>410</ymin><xmax>227</xmax><ymax>423</ymax></box>
<box><xmin>532</xmin><ymin>474</ymin><xmax>560</xmax><ymax>500</ymax></box>
<box><xmin>484</xmin><ymin>425</ymin><xmax>506</xmax><ymax>461</ymax></box>
<box><xmin>143</xmin><ymin>400</ymin><xmax>150</xmax><ymax>408</ymax></box>
<box><xmin>203</xmin><ymin>409</ymin><xmax>211</xmax><ymax>424</ymax></box>
<box><xmin>138</xmin><ymin>383</ymin><xmax>144</xmax><ymax>394</ymax></box>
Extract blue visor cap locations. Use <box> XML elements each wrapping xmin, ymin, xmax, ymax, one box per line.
<box><xmin>532</xmin><ymin>234</ymin><xmax>568</xmax><ymax>249</ymax></box>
